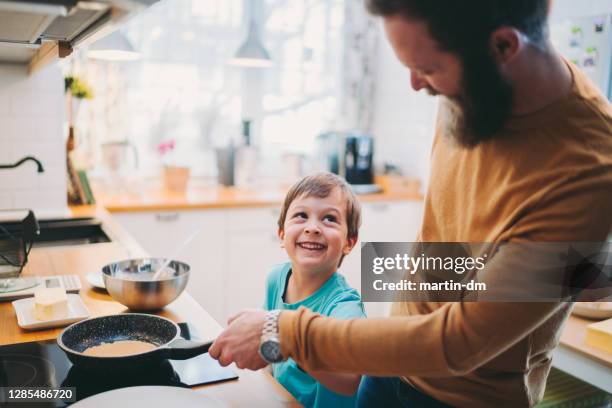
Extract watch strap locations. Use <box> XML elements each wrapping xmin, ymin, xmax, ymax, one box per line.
<box><xmin>262</xmin><ymin>309</ymin><xmax>281</xmax><ymax>338</ymax></box>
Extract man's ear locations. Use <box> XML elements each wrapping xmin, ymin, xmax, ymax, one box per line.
<box><xmin>343</xmin><ymin>235</ymin><xmax>358</xmax><ymax>255</ymax></box>
<box><xmin>490</xmin><ymin>27</ymin><xmax>522</xmax><ymax>64</ymax></box>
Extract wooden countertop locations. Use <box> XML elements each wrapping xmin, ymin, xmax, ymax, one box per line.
<box><xmin>0</xmin><ymin>206</ymin><xmax>299</xmax><ymax>407</ymax></box>
<box><xmin>91</xmin><ymin>180</ymin><xmax>423</xmax><ymax>213</ymax></box>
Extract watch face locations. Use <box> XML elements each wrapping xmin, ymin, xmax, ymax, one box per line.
<box><xmin>261</xmin><ymin>340</ymin><xmax>282</xmax><ymax>363</ymax></box>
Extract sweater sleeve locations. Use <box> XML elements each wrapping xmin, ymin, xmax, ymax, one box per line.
<box><xmin>279</xmin><ymin>293</ymin><xmax>564</xmax><ymax>377</ymax></box>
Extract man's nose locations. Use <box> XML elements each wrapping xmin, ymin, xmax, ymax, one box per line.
<box><xmin>410</xmin><ymin>71</ymin><xmax>427</xmax><ymax>91</ymax></box>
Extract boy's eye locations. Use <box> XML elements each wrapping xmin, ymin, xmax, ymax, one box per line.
<box><xmin>293</xmin><ymin>212</ymin><xmax>307</xmax><ymax>219</ymax></box>
<box><xmin>323</xmin><ymin>214</ymin><xmax>337</xmax><ymax>223</ymax></box>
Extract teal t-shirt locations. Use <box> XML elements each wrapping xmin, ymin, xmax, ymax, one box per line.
<box><xmin>264</xmin><ymin>262</ymin><xmax>366</xmax><ymax>408</ymax></box>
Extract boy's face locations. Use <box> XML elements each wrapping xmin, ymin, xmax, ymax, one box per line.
<box><xmin>279</xmin><ymin>187</ymin><xmax>357</xmax><ymax>275</ymax></box>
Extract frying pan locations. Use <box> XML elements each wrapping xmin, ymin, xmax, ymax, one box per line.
<box><xmin>57</xmin><ymin>313</ymin><xmax>213</xmax><ymax>372</ymax></box>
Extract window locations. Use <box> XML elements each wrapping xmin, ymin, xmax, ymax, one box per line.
<box><xmin>76</xmin><ymin>0</ymin><xmax>350</xmax><ymax>182</ymax></box>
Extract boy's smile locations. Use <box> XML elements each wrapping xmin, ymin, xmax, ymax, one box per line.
<box><xmin>296</xmin><ymin>241</ymin><xmax>327</xmax><ymax>251</ymax></box>
<box><xmin>279</xmin><ymin>187</ymin><xmax>356</xmax><ymax>276</ymax></box>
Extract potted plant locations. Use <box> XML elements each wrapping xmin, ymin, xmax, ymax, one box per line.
<box><xmin>157</xmin><ymin>139</ymin><xmax>190</xmax><ymax>192</ymax></box>
<box><xmin>64</xmin><ymin>75</ymin><xmax>94</xmax><ymax>152</ymax></box>
<box><xmin>65</xmin><ymin>75</ymin><xmax>93</xmax><ymax>129</ymax></box>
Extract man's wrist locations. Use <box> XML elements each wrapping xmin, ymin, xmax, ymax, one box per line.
<box><xmin>259</xmin><ymin>310</ymin><xmax>283</xmax><ymax>363</ymax></box>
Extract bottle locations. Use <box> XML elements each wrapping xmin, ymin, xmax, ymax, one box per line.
<box><xmin>234</xmin><ymin>119</ymin><xmax>259</xmax><ymax>189</ymax></box>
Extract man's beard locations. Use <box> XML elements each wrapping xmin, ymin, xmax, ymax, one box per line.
<box><xmin>438</xmin><ymin>49</ymin><xmax>514</xmax><ymax>148</ymax></box>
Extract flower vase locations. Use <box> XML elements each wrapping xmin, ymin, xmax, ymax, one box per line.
<box><xmin>163</xmin><ymin>165</ymin><xmax>190</xmax><ymax>192</ymax></box>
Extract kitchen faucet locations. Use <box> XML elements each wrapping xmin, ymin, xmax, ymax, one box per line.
<box><xmin>0</xmin><ymin>156</ymin><xmax>44</xmax><ymax>173</ymax></box>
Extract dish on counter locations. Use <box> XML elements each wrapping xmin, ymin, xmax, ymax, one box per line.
<box><xmin>86</xmin><ymin>271</ymin><xmax>106</xmax><ymax>290</ymax></box>
<box><xmin>12</xmin><ymin>294</ymin><xmax>90</xmax><ymax>330</ymax></box>
<box><xmin>572</xmin><ymin>302</ymin><xmax>612</xmax><ymax>320</ymax></box>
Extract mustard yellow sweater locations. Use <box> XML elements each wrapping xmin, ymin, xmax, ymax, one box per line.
<box><xmin>279</xmin><ymin>62</ymin><xmax>612</xmax><ymax>407</ymax></box>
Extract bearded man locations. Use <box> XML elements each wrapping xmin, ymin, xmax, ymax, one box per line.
<box><xmin>209</xmin><ymin>1</ymin><xmax>612</xmax><ymax>406</ymax></box>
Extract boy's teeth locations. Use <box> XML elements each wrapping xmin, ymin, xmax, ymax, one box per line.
<box><xmin>299</xmin><ymin>242</ymin><xmax>325</xmax><ymax>250</ymax></box>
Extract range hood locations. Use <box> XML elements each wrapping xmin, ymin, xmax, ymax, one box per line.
<box><xmin>0</xmin><ymin>0</ymin><xmax>157</xmax><ymax>71</ymax></box>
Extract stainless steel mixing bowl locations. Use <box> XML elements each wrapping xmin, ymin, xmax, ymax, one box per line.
<box><xmin>101</xmin><ymin>258</ymin><xmax>190</xmax><ymax>311</ymax></box>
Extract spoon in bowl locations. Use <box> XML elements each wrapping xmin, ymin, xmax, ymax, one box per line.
<box><xmin>151</xmin><ymin>229</ymin><xmax>201</xmax><ymax>280</ymax></box>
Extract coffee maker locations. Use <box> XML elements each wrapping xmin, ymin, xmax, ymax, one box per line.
<box><xmin>315</xmin><ymin>132</ymin><xmax>381</xmax><ymax>194</ymax></box>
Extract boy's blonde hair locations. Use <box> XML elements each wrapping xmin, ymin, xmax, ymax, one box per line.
<box><xmin>277</xmin><ymin>172</ymin><xmax>362</xmax><ymax>241</ymax></box>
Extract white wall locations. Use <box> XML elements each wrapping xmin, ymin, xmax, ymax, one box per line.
<box><xmin>550</xmin><ymin>0</ymin><xmax>612</xmax><ymax>21</ymax></box>
<box><xmin>0</xmin><ymin>64</ymin><xmax>67</xmax><ymax>214</ymax></box>
<box><xmin>370</xmin><ymin>20</ymin><xmax>438</xmax><ymax>192</ymax></box>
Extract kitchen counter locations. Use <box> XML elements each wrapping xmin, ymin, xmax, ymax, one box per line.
<box><xmin>73</xmin><ymin>202</ymin><xmax>611</xmax><ymax>394</ymax></box>
<box><xmin>91</xmin><ymin>181</ymin><xmax>423</xmax><ymax>212</ymax></box>
<box><xmin>0</xmin><ymin>206</ymin><xmax>299</xmax><ymax>407</ymax></box>
<box><xmin>1</xmin><ymin>206</ymin><xmax>609</xmax><ymax>399</ymax></box>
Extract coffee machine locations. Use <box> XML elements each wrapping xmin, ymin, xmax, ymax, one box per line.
<box><xmin>315</xmin><ymin>132</ymin><xmax>381</xmax><ymax>194</ymax></box>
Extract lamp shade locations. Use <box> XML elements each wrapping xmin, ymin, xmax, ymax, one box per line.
<box><xmin>230</xmin><ymin>20</ymin><xmax>272</xmax><ymax>68</ymax></box>
<box><xmin>87</xmin><ymin>31</ymin><xmax>141</xmax><ymax>61</ymax></box>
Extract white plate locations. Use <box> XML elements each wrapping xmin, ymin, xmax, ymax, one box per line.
<box><xmin>71</xmin><ymin>386</ymin><xmax>225</xmax><ymax>408</ymax></box>
<box><xmin>86</xmin><ymin>271</ymin><xmax>106</xmax><ymax>290</ymax></box>
<box><xmin>572</xmin><ymin>302</ymin><xmax>612</xmax><ymax>320</ymax></box>
<box><xmin>12</xmin><ymin>294</ymin><xmax>90</xmax><ymax>330</ymax></box>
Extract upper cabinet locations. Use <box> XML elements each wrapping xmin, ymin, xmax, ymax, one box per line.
<box><xmin>0</xmin><ymin>0</ymin><xmax>158</xmax><ymax>74</ymax></box>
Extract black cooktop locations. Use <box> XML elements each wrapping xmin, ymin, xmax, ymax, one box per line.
<box><xmin>0</xmin><ymin>323</ymin><xmax>237</xmax><ymax>407</ymax></box>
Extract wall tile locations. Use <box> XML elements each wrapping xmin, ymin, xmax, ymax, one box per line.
<box><xmin>10</xmin><ymin>91</ymin><xmax>63</xmax><ymax>117</ymax></box>
<box><xmin>12</xmin><ymin>141</ymin><xmax>64</xmax><ymax>165</ymax></box>
<box><xmin>0</xmin><ymin>138</ymin><xmax>12</xmax><ymax>163</ymax></box>
<box><xmin>13</xmin><ymin>189</ymin><xmax>66</xmax><ymax>212</ymax></box>
<box><xmin>0</xmin><ymin>64</ymin><xmax>67</xmax><ymax>212</ymax></box>
<box><xmin>0</xmin><ymin>65</ymin><xmax>28</xmax><ymax>95</ymax></box>
<box><xmin>3</xmin><ymin>116</ymin><xmax>64</xmax><ymax>142</ymax></box>
<box><xmin>0</xmin><ymin>194</ymin><xmax>12</xmax><ymax>208</ymax></box>
<box><xmin>37</xmin><ymin>164</ymin><xmax>67</xmax><ymax>189</ymax></box>
<box><xmin>0</xmin><ymin>166</ymin><xmax>38</xmax><ymax>190</ymax></box>
<box><xmin>0</xmin><ymin>94</ymin><xmax>8</xmax><ymax>114</ymax></box>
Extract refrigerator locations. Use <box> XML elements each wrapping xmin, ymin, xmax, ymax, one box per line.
<box><xmin>550</xmin><ymin>13</ymin><xmax>612</xmax><ymax>100</ymax></box>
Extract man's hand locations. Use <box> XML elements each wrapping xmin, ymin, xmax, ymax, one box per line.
<box><xmin>209</xmin><ymin>309</ymin><xmax>269</xmax><ymax>370</ymax></box>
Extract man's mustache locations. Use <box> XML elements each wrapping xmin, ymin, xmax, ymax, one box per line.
<box><xmin>425</xmin><ymin>86</ymin><xmax>439</xmax><ymax>96</ymax></box>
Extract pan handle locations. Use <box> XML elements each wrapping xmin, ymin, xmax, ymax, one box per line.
<box><xmin>163</xmin><ymin>338</ymin><xmax>214</xmax><ymax>360</ymax></box>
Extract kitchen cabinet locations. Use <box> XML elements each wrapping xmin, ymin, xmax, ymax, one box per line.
<box><xmin>112</xmin><ymin>210</ymin><xmax>227</xmax><ymax>323</ymax></box>
<box><xmin>225</xmin><ymin>207</ymin><xmax>287</xmax><ymax>317</ymax></box>
<box><xmin>111</xmin><ymin>199</ymin><xmax>424</xmax><ymax>322</ymax></box>
<box><xmin>338</xmin><ymin>201</ymin><xmax>423</xmax><ymax>317</ymax></box>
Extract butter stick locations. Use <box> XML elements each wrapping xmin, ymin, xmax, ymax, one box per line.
<box><xmin>585</xmin><ymin>317</ymin><xmax>612</xmax><ymax>354</ymax></box>
<box><xmin>33</xmin><ymin>287</ymin><xmax>69</xmax><ymax>321</ymax></box>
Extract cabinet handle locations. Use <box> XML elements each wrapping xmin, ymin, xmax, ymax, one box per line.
<box><xmin>155</xmin><ymin>212</ymin><xmax>179</xmax><ymax>222</ymax></box>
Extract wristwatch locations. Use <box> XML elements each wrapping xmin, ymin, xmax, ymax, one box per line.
<box><xmin>259</xmin><ymin>310</ymin><xmax>283</xmax><ymax>364</ymax></box>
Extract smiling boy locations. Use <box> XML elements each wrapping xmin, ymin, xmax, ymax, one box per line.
<box><xmin>264</xmin><ymin>172</ymin><xmax>365</xmax><ymax>408</ymax></box>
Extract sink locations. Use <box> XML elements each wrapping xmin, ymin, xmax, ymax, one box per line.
<box><xmin>0</xmin><ymin>217</ymin><xmax>111</xmax><ymax>247</ymax></box>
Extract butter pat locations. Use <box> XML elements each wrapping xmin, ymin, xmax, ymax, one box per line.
<box><xmin>585</xmin><ymin>318</ymin><xmax>612</xmax><ymax>354</ymax></box>
<box><xmin>33</xmin><ymin>287</ymin><xmax>68</xmax><ymax>321</ymax></box>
